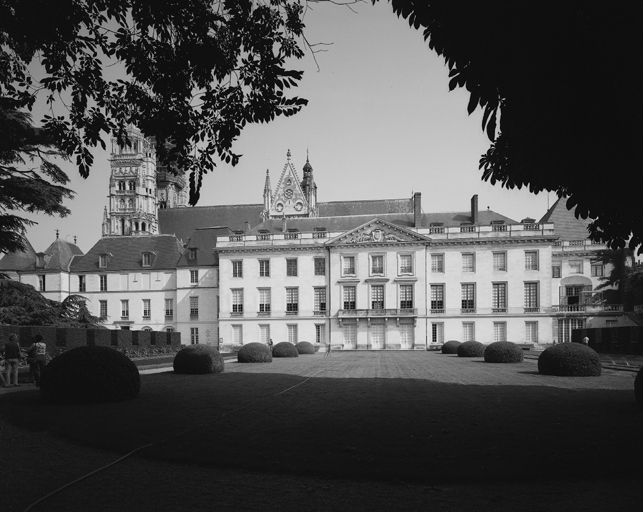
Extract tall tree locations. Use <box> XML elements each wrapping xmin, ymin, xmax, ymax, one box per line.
<box><xmin>0</xmin><ymin>0</ymin><xmax>308</xmax><ymax>218</ymax></box>
<box><xmin>384</xmin><ymin>0</ymin><xmax>643</xmax><ymax>252</ymax></box>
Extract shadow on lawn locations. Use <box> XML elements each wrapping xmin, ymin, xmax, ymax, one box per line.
<box><xmin>1</xmin><ymin>370</ymin><xmax>642</xmax><ymax>485</ymax></box>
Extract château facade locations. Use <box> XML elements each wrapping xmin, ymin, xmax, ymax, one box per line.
<box><xmin>1</xmin><ymin>140</ymin><xmax>632</xmax><ymax>348</ymax></box>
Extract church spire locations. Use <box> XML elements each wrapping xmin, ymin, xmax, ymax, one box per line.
<box><xmin>263</xmin><ymin>169</ymin><xmax>272</xmax><ymax>213</ymax></box>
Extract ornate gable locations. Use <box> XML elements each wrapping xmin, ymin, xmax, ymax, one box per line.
<box><xmin>328</xmin><ymin>218</ymin><xmax>431</xmax><ymax>246</ymax></box>
<box><xmin>269</xmin><ymin>150</ymin><xmax>309</xmax><ymax>218</ymax></box>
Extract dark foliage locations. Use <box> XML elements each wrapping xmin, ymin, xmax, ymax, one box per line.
<box><xmin>441</xmin><ymin>340</ymin><xmax>461</xmax><ymax>354</ymax></box>
<box><xmin>386</xmin><ymin>0</ymin><xmax>643</xmax><ymax>252</ymax></box>
<box><xmin>173</xmin><ymin>344</ymin><xmax>224</xmax><ymax>374</ymax></box>
<box><xmin>40</xmin><ymin>346</ymin><xmax>140</xmax><ymax>403</ymax></box>
<box><xmin>273</xmin><ymin>341</ymin><xmax>299</xmax><ymax>358</ymax></box>
<box><xmin>483</xmin><ymin>341</ymin><xmax>524</xmax><ymax>363</ymax></box>
<box><xmin>237</xmin><ymin>342</ymin><xmax>272</xmax><ymax>363</ymax></box>
<box><xmin>635</xmin><ymin>367</ymin><xmax>643</xmax><ymax>410</ymax></box>
<box><xmin>456</xmin><ymin>340</ymin><xmax>485</xmax><ymax>358</ymax></box>
<box><xmin>295</xmin><ymin>341</ymin><xmax>315</xmax><ymax>354</ymax></box>
<box><xmin>538</xmin><ymin>343</ymin><xmax>602</xmax><ymax>377</ymax></box>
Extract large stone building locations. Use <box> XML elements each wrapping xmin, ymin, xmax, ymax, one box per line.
<box><xmin>1</xmin><ymin>133</ymin><xmax>632</xmax><ymax>347</ymax></box>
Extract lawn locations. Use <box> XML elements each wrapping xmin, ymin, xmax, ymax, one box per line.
<box><xmin>2</xmin><ymin>351</ymin><xmax>642</xmax><ymax>511</ymax></box>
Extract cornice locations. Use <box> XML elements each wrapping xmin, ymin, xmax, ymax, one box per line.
<box><xmin>429</xmin><ymin>236</ymin><xmax>558</xmax><ymax>247</ymax></box>
<box><xmin>215</xmin><ymin>245</ymin><xmax>326</xmax><ymax>255</ymax></box>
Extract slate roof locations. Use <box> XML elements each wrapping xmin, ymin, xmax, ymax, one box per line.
<box><xmin>72</xmin><ymin>235</ymin><xmax>183</xmax><ymax>272</ymax></box>
<box><xmin>539</xmin><ymin>197</ymin><xmax>591</xmax><ymax>241</ymax></box>
<box><xmin>0</xmin><ymin>238</ymin><xmax>37</xmax><ymax>271</ymax></box>
<box><xmin>417</xmin><ymin>209</ymin><xmax>517</xmax><ymax>229</ymax></box>
<box><xmin>317</xmin><ymin>198</ymin><xmax>414</xmax><ymax>217</ymax></box>
<box><xmin>177</xmin><ymin>227</ymin><xmax>233</xmax><ymax>267</ymax></box>
<box><xmin>37</xmin><ymin>239</ymin><xmax>84</xmax><ymax>272</ymax></box>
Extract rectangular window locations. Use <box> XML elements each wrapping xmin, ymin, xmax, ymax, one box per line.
<box><xmin>493</xmin><ymin>252</ymin><xmax>507</xmax><ymax>272</ymax></box>
<box><xmin>461</xmin><ymin>283</ymin><xmax>475</xmax><ymax>311</ymax></box>
<box><xmin>492</xmin><ymin>283</ymin><xmax>507</xmax><ymax>312</ymax></box>
<box><xmin>38</xmin><ymin>275</ymin><xmax>46</xmax><ymax>292</ymax></box>
<box><xmin>142</xmin><ymin>253</ymin><xmax>152</xmax><ymax>267</ymax></box>
<box><xmin>232</xmin><ymin>260</ymin><xmax>243</xmax><ymax>278</ymax></box>
<box><xmin>525</xmin><ymin>251</ymin><xmax>539</xmax><ymax>271</ymax></box>
<box><xmin>188</xmin><ymin>248</ymin><xmax>197</xmax><ymax>260</ymax></box>
<box><xmin>371</xmin><ymin>285</ymin><xmax>384</xmax><ymax>310</ymax></box>
<box><xmin>343</xmin><ymin>322</ymin><xmax>356</xmax><ymax>347</ymax></box>
<box><xmin>494</xmin><ymin>322</ymin><xmax>507</xmax><ymax>342</ymax></box>
<box><xmin>259</xmin><ymin>325</ymin><xmax>270</xmax><ymax>344</ymax></box>
<box><xmin>191</xmin><ymin>327</ymin><xmax>199</xmax><ymax>344</ymax></box>
<box><xmin>570</xmin><ymin>261</ymin><xmax>583</xmax><ymax>274</ymax></box>
<box><xmin>462</xmin><ymin>253</ymin><xmax>475</xmax><ymax>272</ymax></box>
<box><xmin>557</xmin><ymin>318</ymin><xmax>586</xmax><ymax>343</ymax></box>
<box><xmin>232</xmin><ymin>325</ymin><xmax>242</xmax><ymax>345</ymax></box>
<box><xmin>258</xmin><ymin>288</ymin><xmax>271</xmax><ymax>314</ymax></box>
<box><xmin>400</xmin><ymin>285</ymin><xmax>414</xmax><ymax>309</ymax></box>
<box><xmin>371</xmin><ymin>255</ymin><xmax>384</xmax><ymax>275</ymax></box>
<box><xmin>400</xmin><ymin>323</ymin><xmax>414</xmax><ymax>348</ymax></box>
<box><xmin>99</xmin><ymin>300</ymin><xmax>107</xmax><ymax>318</ymax></box>
<box><xmin>190</xmin><ymin>270</ymin><xmax>199</xmax><ymax>284</ymax></box>
<box><xmin>259</xmin><ymin>259</ymin><xmax>270</xmax><ymax>277</ymax></box>
<box><xmin>78</xmin><ymin>275</ymin><xmax>86</xmax><ymax>292</ymax></box>
<box><xmin>342</xmin><ymin>256</ymin><xmax>355</xmax><ymax>276</ymax></box>
<box><xmin>231</xmin><ymin>289</ymin><xmax>243</xmax><ymax>315</ymax></box>
<box><xmin>525</xmin><ymin>321</ymin><xmax>539</xmax><ymax>343</ymax></box>
<box><xmin>286</xmin><ymin>287</ymin><xmax>299</xmax><ymax>314</ymax></box>
<box><xmin>432</xmin><ymin>323</ymin><xmax>444</xmax><ymax>344</ymax></box>
<box><xmin>591</xmin><ymin>264</ymin><xmax>604</xmax><ymax>277</ymax></box>
<box><xmin>431</xmin><ymin>254</ymin><xmax>444</xmax><ymax>273</ymax></box>
<box><xmin>287</xmin><ymin>324</ymin><xmax>298</xmax><ymax>344</ymax></box>
<box><xmin>552</xmin><ymin>265</ymin><xmax>561</xmax><ymax>278</ymax></box>
<box><xmin>314</xmin><ymin>258</ymin><xmax>325</xmax><ymax>276</ymax></box>
<box><xmin>142</xmin><ymin>299</ymin><xmax>151</xmax><ymax>319</ymax></box>
<box><xmin>121</xmin><ymin>299</ymin><xmax>129</xmax><ymax>319</ymax></box>
<box><xmin>190</xmin><ymin>296</ymin><xmax>199</xmax><ymax>319</ymax></box>
<box><xmin>314</xmin><ymin>287</ymin><xmax>327</xmax><ymax>313</ymax></box>
<box><xmin>430</xmin><ymin>284</ymin><xmax>444</xmax><ymax>311</ymax></box>
<box><xmin>99</xmin><ymin>254</ymin><xmax>107</xmax><ymax>268</ymax></box>
<box><xmin>343</xmin><ymin>285</ymin><xmax>356</xmax><ymax>310</ymax></box>
<box><xmin>524</xmin><ymin>282</ymin><xmax>539</xmax><ymax>311</ymax></box>
<box><xmin>100</xmin><ymin>274</ymin><xmax>107</xmax><ymax>291</ymax></box>
<box><xmin>165</xmin><ymin>298</ymin><xmax>173</xmax><ymax>318</ymax></box>
<box><xmin>315</xmin><ymin>324</ymin><xmax>325</xmax><ymax>344</ymax></box>
<box><xmin>399</xmin><ymin>254</ymin><xmax>413</xmax><ymax>274</ymax></box>
<box><xmin>286</xmin><ymin>258</ymin><xmax>298</xmax><ymax>277</ymax></box>
<box><xmin>371</xmin><ymin>323</ymin><xmax>385</xmax><ymax>348</ymax></box>
<box><xmin>462</xmin><ymin>322</ymin><xmax>475</xmax><ymax>342</ymax></box>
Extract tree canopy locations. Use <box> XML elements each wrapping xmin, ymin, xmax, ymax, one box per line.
<box><xmin>385</xmin><ymin>0</ymin><xmax>643</xmax><ymax>251</ymax></box>
<box><xmin>1</xmin><ymin>0</ymin><xmax>308</xmax><ymax>218</ymax></box>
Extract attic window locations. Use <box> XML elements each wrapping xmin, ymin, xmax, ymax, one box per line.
<box><xmin>429</xmin><ymin>222</ymin><xmax>444</xmax><ymax>227</ymax></box>
<box><xmin>99</xmin><ymin>254</ymin><xmax>108</xmax><ymax>268</ymax></box>
<box><xmin>188</xmin><ymin>248</ymin><xmax>197</xmax><ymax>260</ymax></box>
<box><xmin>35</xmin><ymin>253</ymin><xmax>46</xmax><ymax>268</ymax></box>
<box><xmin>313</xmin><ymin>227</ymin><xmax>328</xmax><ymax>239</ymax></box>
<box><xmin>521</xmin><ymin>218</ymin><xmax>536</xmax><ymax>224</ymax></box>
<box><xmin>142</xmin><ymin>252</ymin><xmax>154</xmax><ymax>267</ymax></box>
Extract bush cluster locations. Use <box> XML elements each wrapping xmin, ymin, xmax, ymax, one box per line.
<box><xmin>457</xmin><ymin>341</ymin><xmax>485</xmax><ymax>357</ymax></box>
<box><xmin>484</xmin><ymin>341</ymin><xmax>524</xmax><ymax>363</ymax></box>
<box><xmin>272</xmin><ymin>342</ymin><xmax>299</xmax><ymax>358</ymax></box>
<box><xmin>39</xmin><ymin>346</ymin><xmax>140</xmax><ymax>403</ymax></box>
<box><xmin>173</xmin><ymin>344</ymin><xmax>224</xmax><ymax>374</ymax></box>
<box><xmin>295</xmin><ymin>341</ymin><xmax>315</xmax><ymax>355</ymax></box>
<box><xmin>538</xmin><ymin>343</ymin><xmax>602</xmax><ymax>376</ymax></box>
<box><xmin>635</xmin><ymin>367</ymin><xmax>643</xmax><ymax>409</ymax></box>
<box><xmin>237</xmin><ymin>342</ymin><xmax>272</xmax><ymax>363</ymax></box>
<box><xmin>441</xmin><ymin>340</ymin><xmax>461</xmax><ymax>354</ymax></box>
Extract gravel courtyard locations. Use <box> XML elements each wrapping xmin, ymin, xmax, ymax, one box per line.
<box><xmin>2</xmin><ymin>351</ymin><xmax>642</xmax><ymax>511</ymax></box>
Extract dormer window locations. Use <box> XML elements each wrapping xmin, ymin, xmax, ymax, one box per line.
<box><xmin>99</xmin><ymin>254</ymin><xmax>108</xmax><ymax>268</ymax></box>
<box><xmin>35</xmin><ymin>253</ymin><xmax>46</xmax><ymax>268</ymax></box>
<box><xmin>188</xmin><ymin>248</ymin><xmax>197</xmax><ymax>260</ymax></box>
<box><xmin>142</xmin><ymin>252</ymin><xmax>153</xmax><ymax>267</ymax></box>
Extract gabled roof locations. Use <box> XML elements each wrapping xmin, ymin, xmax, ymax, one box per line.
<box><xmin>72</xmin><ymin>235</ymin><xmax>183</xmax><ymax>272</ymax></box>
<box><xmin>37</xmin><ymin>238</ymin><xmax>84</xmax><ymax>272</ymax></box>
<box><xmin>177</xmin><ymin>227</ymin><xmax>233</xmax><ymax>267</ymax></box>
<box><xmin>269</xmin><ymin>156</ymin><xmax>310</xmax><ymax>217</ymax></box>
<box><xmin>0</xmin><ymin>238</ymin><xmax>37</xmax><ymax>271</ymax></box>
<box><xmin>327</xmin><ymin>218</ymin><xmax>431</xmax><ymax>246</ymax></box>
<box><xmin>539</xmin><ymin>197</ymin><xmax>591</xmax><ymax>240</ymax></box>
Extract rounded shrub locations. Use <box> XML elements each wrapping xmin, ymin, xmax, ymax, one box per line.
<box><xmin>457</xmin><ymin>340</ymin><xmax>486</xmax><ymax>358</ymax></box>
<box><xmin>295</xmin><ymin>341</ymin><xmax>316</xmax><ymax>355</ymax></box>
<box><xmin>484</xmin><ymin>341</ymin><xmax>524</xmax><ymax>363</ymax></box>
<box><xmin>173</xmin><ymin>344</ymin><xmax>224</xmax><ymax>374</ymax></box>
<box><xmin>635</xmin><ymin>367</ymin><xmax>643</xmax><ymax>409</ymax></box>
<box><xmin>237</xmin><ymin>342</ymin><xmax>272</xmax><ymax>363</ymax></box>
<box><xmin>441</xmin><ymin>340</ymin><xmax>461</xmax><ymax>354</ymax></box>
<box><xmin>40</xmin><ymin>346</ymin><xmax>140</xmax><ymax>404</ymax></box>
<box><xmin>273</xmin><ymin>342</ymin><xmax>299</xmax><ymax>358</ymax></box>
<box><xmin>538</xmin><ymin>343</ymin><xmax>602</xmax><ymax>376</ymax></box>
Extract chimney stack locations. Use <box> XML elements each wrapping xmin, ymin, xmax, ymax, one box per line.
<box><xmin>282</xmin><ymin>214</ymin><xmax>287</xmax><ymax>234</ymax></box>
<box><xmin>413</xmin><ymin>192</ymin><xmax>422</xmax><ymax>228</ymax></box>
<box><xmin>471</xmin><ymin>194</ymin><xmax>479</xmax><ymax>225</ymax></box>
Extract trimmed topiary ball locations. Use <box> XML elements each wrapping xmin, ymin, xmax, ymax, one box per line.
<box><xmin>484</xmin><ymin>341</ymin><xmax>524</xmax><ymax>363</ymax></box>
<box><xmin>173</xmin><ymin>344</ymin><xmax>224</xmax><ymax>374</ymax></box>
<box><xmin>273</xmin><ymin>342</ymin><xmax>299</xmax><ymax>358</ymax></box>
<box><xmin>237</xmin><ymin>342</ymin><xmax>272</xmax><ymax>363</ymax></box>
<box><xmin>442</xmin><ymin>340</ymin><xmax>461</xmax><ymax>354</ymax></box>
<box><xmin>457</xmin><ymin>340</ymin><xmax>485</xmax><ymax>357</ymax></box>
<box><xmin>295</xmin><ymin>341</ymin><xmax>315</xmax><ymax>355</ymax></box>
<box><xmin>40</xmin><ymin>346</ymin><xmax>140</xmax><ymax>403</ymax></box>
<box><xmin>538</xmin><ymin>343</ymin><xmax>602</xmax><ymax>376</ymax></box>
<box><xmin>635</xmin><ymin>367</ymin><xmax>643</xmax><ymax>409</ymax></box>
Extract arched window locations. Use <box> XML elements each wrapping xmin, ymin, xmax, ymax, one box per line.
<box><xmin>141</xmin><ymin>222</ymin><xmax>146</xmax><ymax>232</ymax></box>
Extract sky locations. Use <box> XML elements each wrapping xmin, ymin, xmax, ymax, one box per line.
<box><xmin>21</xmin><ymin>0</ymin><xmax>552</xmax><ymax>253</ymax></box>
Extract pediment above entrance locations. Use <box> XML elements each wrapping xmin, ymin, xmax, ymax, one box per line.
<box><xmin>328</xmin><ymin>218</ymin><xmax>431</xmax><ymax>246</ymax></box>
